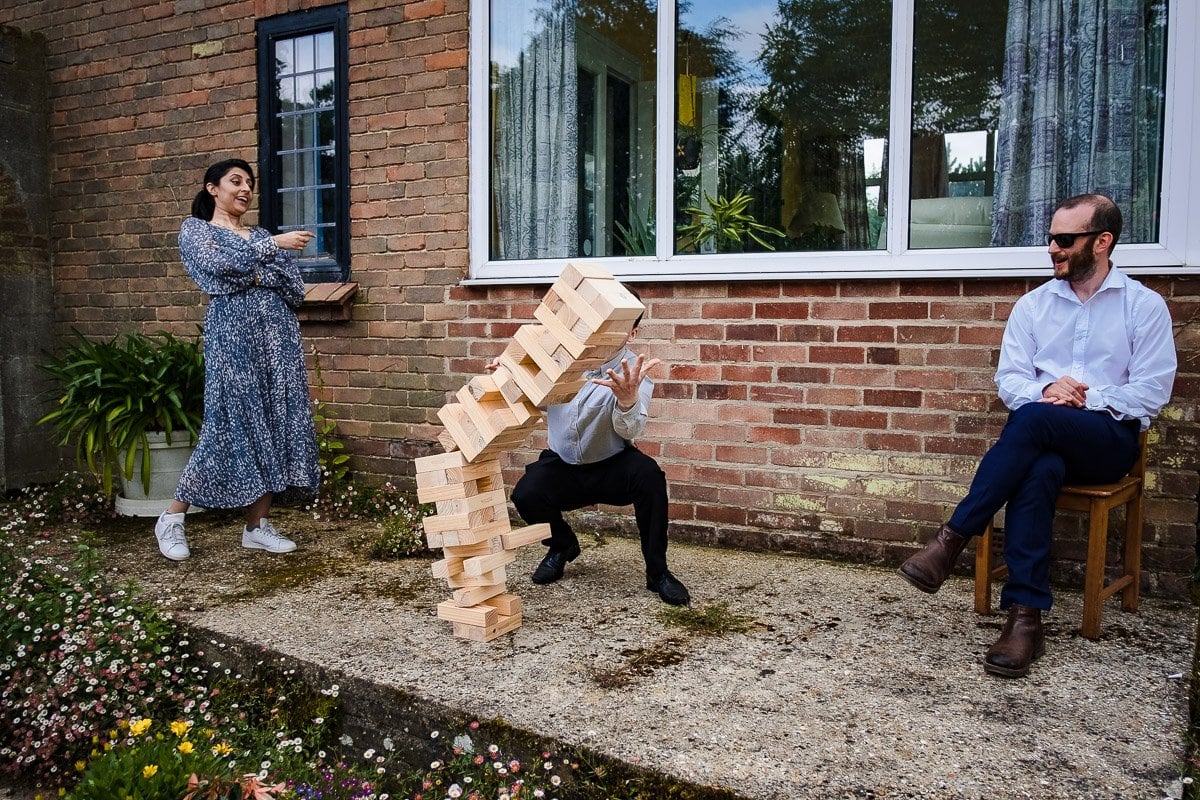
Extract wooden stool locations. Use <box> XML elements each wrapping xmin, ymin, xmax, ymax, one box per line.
<box><xmin>973</xmin><ymin>430</ymin><xmax>1148</xmax><ymax>640</ymax></box>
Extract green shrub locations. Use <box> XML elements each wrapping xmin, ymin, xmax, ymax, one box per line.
<box><xmin>37</xmin><ymin>329</ymin><xmax>205</xmax><ymax>495</ymax></box>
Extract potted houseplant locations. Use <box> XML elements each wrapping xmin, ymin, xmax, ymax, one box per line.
<box><xmin>37</xmin><ymin>329</ymin><xmax>205</xmax><ymax>515</ymax></box>
<box><xmin>676</xmin><ymin>189</ymin><xmax>785</xmax><ymax>253</ymax></box>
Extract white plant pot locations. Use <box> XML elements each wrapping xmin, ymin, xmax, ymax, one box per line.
<box><xmin>114</xmin><ymin>431</ymin><xmax>197</xmax><ymax>517</ymax></box>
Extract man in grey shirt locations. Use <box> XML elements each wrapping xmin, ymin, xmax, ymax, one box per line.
<box><xmin>507</xmin><ymin>302</ymin><xmax>691</xmax><ymax>606</ymax></box>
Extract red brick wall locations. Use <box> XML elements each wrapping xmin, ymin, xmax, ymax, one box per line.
<box><xmin>3</xmin><ymin>0</ymin><xmax>1196</xmax><ymax>597</ymax></box>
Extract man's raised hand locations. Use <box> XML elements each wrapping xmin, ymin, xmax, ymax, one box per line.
<box><xmin>592</xmin><ymin>353</ymin><xmax>662</xmax><ymax>411</ymax></box>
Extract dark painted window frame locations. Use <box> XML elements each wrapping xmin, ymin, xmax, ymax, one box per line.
<box><xmin>256</xmin><ymin>4</ymin><xmax>351</xmax><ymax>283</ymax></box>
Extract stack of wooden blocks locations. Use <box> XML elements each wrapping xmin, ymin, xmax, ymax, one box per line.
<box><xmin>414</xmin><ymin>263</ymin><xmax>645</xmax><ymax>641</ymax></box>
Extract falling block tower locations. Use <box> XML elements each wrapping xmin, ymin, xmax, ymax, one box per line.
<box><xmin>414</xmin><ymin>263</ymin><xmax>645</xmax><ymax>641</ymax></box>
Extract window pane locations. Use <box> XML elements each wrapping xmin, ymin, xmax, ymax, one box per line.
<box><xmin>677</xmin><ymin>0</ymin><xmax>891</xmax><ymax>255</ymax></box>
<box><xmin>317</xmin><ymin>109</ymin><xmax>336</xmax><ymax>148</ymax></box>
<box><xmin>314</xmin><ymin>71</ymin><xmax>335</xmax><ymax>107</ymax></box>
<box><xmin>279</xmin><ymin>153</ymin><xmax>298</xmax><ymax>187</ymax></box>
<box><xmin>274</xmin><ymin>39</ymin><xmax>293</xmax><ymax>72</ymax></box>
<box><xmin>489</xmin><ymin>0</ymin><xmax>657</xmax><ymax>260</ymax></box>
<box><xmin>295</xmin><ymin>74</ymin><xmax>316</xmax><ymax>110</ymax></box>
<box><xmin>315</xmin><ymin>31</ymin><xmax>335</xmax><ymax>70</ymax></box>
<box><xmin>281</xmin><ymin>189</ymin><xmax>300</xmax><ymax>227</ymax></box>
<box><xmin>320</xmin><ymin>188</ymin><xmax>336</xmax><ymax>225</ymax></box>
<box><xmin>319</xmin><ymin>148</ymin><xmax>337</xmax><ymax>185</ymax></box>
<box><xmin>910</xmin><ymin>1</ymin><xmax>1167</xmax><ymax>248</ymax></box>
<box><xmin>295</xmin><ymin>34</ymin><xmax>315</xmax><ymax>73</ymax></box>
<box><xmin>299</xmin><ymin>110</ymin><xmax>318</xmax><ymax>150</ymax></box>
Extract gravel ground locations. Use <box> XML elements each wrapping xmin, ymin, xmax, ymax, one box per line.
<box><xmin>84</xmin><ymin>506</ymin><xmax>1197</xmax><ymax>800</ymax></box>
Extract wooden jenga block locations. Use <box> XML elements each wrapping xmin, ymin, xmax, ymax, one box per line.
<box><xmin>442</xmin><ymin>535</ymin><xmax>506</xmax><ymax>558</ymax></box>
<box><xmin>422</xmin><ymin>501</ymin><xmax>505</xmax><ymax>534</ymax></box>
<box><xmin>452</xmin><ymin>582</ymin><xmax>506</xmax><ymax>607</ymax></box>
<box><xmin>434</xmin><ymin>488</ymin><xmax>507</xmax><ymax>517</ymax></box>
<box><xmin>538</xmin><ymin>375</ymin><xmax>588</xmax><ymax>406</ymax></box>
<box><xmin>437</xmin><ymin>429</ymin><xmax>459</xmax><ymax>452</ymax></box>
<box><xmin>490</xmin><ymin>364</ymin><xmax>528</xmax><ymax>405</ymax></box>
<box><xmin>543</xmin><ymin>283</ymin><xmax>606</xmax><ymax>338</ymax></box>
<box><xmin>452</xmin><ymin>611</ymin><xmax>522</xmax><ymax>642</ymax></box>
<box><xmin>533</xmin><ymin>303</ymin><xmax>588</xmax><ymax>358</ymax></box>
<box><xmin>482</xmin><ymin>593</ymin><xmax>523</xmax><ymax>616</ymax></box>
<box><xmin>428</xmin><ymin>518</ymin><xmax>511</xmax><ymax>549</ymax></box>
<box><xmin>559</xmin><ymin>261</ymin><xmax>617</xmax><ymax>288</ymax></box>
<box><xmin>465</xmin><ymin>373</ymin><xmax>500</xmax><ymax>400</ymax></box>
<box><xmin>445</xmin><ymin>567</ymin><xmax>507</xmax><ymax>589</ymax></box>
<box><xmin>576</xmin><ymin>277</ymin><xmax>644</xmax><ymax>322</ymax></box>
<box><xmin>514</xmin><ymin>325</ymin><xmax>568</xmax><ymax>381</ymax></box>
<box><xmin>418</xmin><ymin>471</ymin><xmax>500</xmax><ymax>503</ymax></box>
<box><xmin>463</xmin><ymin>549</ymin><xmax>517</xmax><ymax>577</ymax></box>
<box><xmin>437</xmin><ymin>600</ymin><xmax>498</xmax><ymax>627</ymax></box>
<box><xmin>497</xmin><ymin>344</ymin><xmax>558</xmax><ymax>407</ymax></box>
<box><xmin>503</xmin><ymin>393</ymin><xmax>540</xmax><ymax>426</ymax></box>
<box><xmin>415</xmin><ymin>460</ymin><xmax>505</xmax><ymax>503</ymax></box>
<box><xmin>436</xmin><ymin>403</ymin><xmax>485</xmax><ymax>461</ymax></box>
<box><xmin>499</xmin><ymin>522</ymin><xmax>551</xmax><ymax>550</ymax></box>
<box><xmin>431</xmin><ymin>557</ymin><xmax>465</xmax><ymax>579</ymax></box>
<box><xmin>414</xmin><ymin>450</ymin><xmax>468</xmax><ymax>474</ymax></box>
<box><xmin>456</xmin><ymin>385</ymin><xmax>518</xmax><ymax>435</ymax></box>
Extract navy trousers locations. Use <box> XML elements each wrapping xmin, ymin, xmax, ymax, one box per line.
<box><xmin>510</xmin><ymin>445</ymin><xmax>670</xmax><ymax>579</ymax></box>
<box><xmin>947</xmin><ymin>403</ymin><xmax>1140</xmax><ymax>610</ymax></box>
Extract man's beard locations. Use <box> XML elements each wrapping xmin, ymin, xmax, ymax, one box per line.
<box><xmin>1053</xmin><ymin>245</ymin><xmax>1097</xmax><ymax>282</ymax></box>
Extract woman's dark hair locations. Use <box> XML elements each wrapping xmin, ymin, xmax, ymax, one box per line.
<box><xmin>190</xmin><ymin>158</ymin><xmax>255</xmax><ymax>220</ymax></box>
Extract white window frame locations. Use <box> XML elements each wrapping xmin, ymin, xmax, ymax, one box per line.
<box><xmin>468</xmin><ymin>0</ymin><xmax>1200</xmax><ymax>284</ymax></box>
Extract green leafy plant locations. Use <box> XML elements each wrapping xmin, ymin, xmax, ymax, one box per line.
<box><xmin>68</xmin><ymin>719</ymin><xmax>229</xmax><ymax>800</ymax></box>
<box><xmin>614</xmin><ymin>188</ymin><xmax>656</xmax><ymax>256</ymax></box>
<box><xmin>676</xmin><ymin>190</ymin><xmax>785</xmax><ymax>253</ymax></box>
<box><xmin>37</xmin><ymin>329</ymin><xmax>205</xmax><ymax>494</ymax></box>
<box><xmin>313</xmin><ymin>398</ymin><xmax>351</xmax><ymax>488</ymax></box>
<box><xmin>309</xmin><ymin>347</ymin><xmax>351</xmax><ymax>490</ymax></box>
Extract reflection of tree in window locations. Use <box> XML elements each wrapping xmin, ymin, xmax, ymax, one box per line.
<box><xmin>756</xmin><ymin>0</ymin><xmax>891</xmax><ymax>251</ymax></box>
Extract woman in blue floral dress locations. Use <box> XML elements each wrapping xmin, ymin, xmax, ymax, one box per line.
<box><xmin>154</xmin><ymin>158</ymin><xmax>320</xmax><ymax>561</ymax></box>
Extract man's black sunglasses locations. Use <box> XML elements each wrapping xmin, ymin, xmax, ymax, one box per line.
<box><xmin>1046</xmin><ymin>230</ymin><xmax>1108</xmax><ymax>248</ymax></box>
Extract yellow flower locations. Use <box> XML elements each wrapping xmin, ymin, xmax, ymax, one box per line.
<box><xmin>75</xmin><ymin>760</ymin><xmax>87</xmax><ymax>772</ymax></box>
<box><xmin>211</xmin><ymin>742</ymin><xmax>233</xmax><ymax>756</ymax></box>
<box><xmin>143</xmin><ymin>765</ymin><xmax>158</xmax><ymax>778</ymax></box>
<box><xmin>177</xmin><ymin>741</ymin><xmax>195</xmax><ymax>755</ymax></box>
<box><xmin>170</xmin><ymin>720</ymin><xmax>192</xmax><ymax>737</ymax></box>
<box><xmin>129</xmin><ymin>718</ymin><xmax>152</xmax><ymax>737</ymax></box>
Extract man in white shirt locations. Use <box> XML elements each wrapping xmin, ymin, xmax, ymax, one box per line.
<box><xmin>508</xmin><ymin>298</ymin><xmax>691</xmax><ymax>606</ymax></box>
<box><xmin>898</xmin><ymin>194</ymin><xmax>1176</xmax><ymax>677</ymax></box>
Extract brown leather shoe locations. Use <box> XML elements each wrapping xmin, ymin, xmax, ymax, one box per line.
<box><xmin>984</xmin><ymin>605</ymin><xmax>1045</xmax><ymax>678</ymax></box>
<box><xmin>897</xmin><ymin>524</ymin><xmax>969</xmax><ymax>593</ymax></box>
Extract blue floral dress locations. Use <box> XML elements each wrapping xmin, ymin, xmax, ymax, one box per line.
<box><xmin>174</xmin><ymin>216</ymin><xmax>320</xmax><ymax>508</ymax></box>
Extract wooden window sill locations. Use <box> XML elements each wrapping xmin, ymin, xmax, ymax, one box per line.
<box><xmin>298</xmin><ymin>282</ymin><xmax>357</xmax><ymax>322</ymax></box>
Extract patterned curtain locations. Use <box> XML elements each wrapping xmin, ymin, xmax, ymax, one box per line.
<box><xmin>991</xmin><ymin>0</ymin><xmax>1165</xmax><ymax>246</ymax></box>
<box><xmin>493</xmin><ymin>8</ymin><xmax>579</xmax><ymax>260</ymax></box>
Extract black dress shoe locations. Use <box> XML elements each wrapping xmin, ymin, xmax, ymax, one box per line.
<box><xmin>646</xmin><ymin>570</ymin><xmax>690</xmax><ymax>606</ymax></box>
<box><xmin>530</xmin><ymin>543</ymin><xmax>580</xmax><ymax>585</ymax></box>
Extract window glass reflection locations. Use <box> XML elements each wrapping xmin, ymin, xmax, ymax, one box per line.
<box><xmin>676</xmin><ymin>0</ymin><xmax>891</xmax><ymax>254</ymax></box>
<box><xmin>489</xmin><ymin>0</ymin><xmax>657</xmax><ymax>260</ymax></box>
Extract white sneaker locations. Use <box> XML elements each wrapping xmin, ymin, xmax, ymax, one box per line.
<box><xmin>241</xmin><ymin>518</ymin><xmax>296</xmax><ymax>553</ymax></box>
<box><xmin>154</xmin><ymin>512</ymin><xmax>190</xmax><ymax>561</ymax></box>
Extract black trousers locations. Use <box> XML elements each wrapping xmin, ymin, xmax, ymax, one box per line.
<box><xmin>510</xmin><ymin>445</ymin><xmax>670</xmax><ymax>578</ymax></box>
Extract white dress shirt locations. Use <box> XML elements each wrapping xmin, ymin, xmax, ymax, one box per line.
<box><xmin>995</xmin><ymin>266</ymin><xmax>1176</xmax><ymax>430</ymax></box>
<box><xmin>546</xmin><ymin>347</ymin><xmax>653</xmax><ymax>465</ymax></box>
